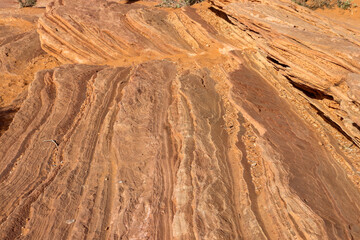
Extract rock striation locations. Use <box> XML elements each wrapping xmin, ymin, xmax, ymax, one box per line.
<box><xmin>0</xmin><ymin>6</ymin><xmax>59</xmax><ymax>134</ymax></box>
<box><xmin>0</xmin><ymin>0</ymin><xmax>360</xmax><ymax>239</ymax></box>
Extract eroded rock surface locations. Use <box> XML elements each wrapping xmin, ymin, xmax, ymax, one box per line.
<box><xmin>1</xmin><ymin>0</ymin><xmax>360</xmax><ymax>239</ymax></box>
<box><xmin>0</xmin><ymin>7</ymin><xmax>59</xmax><ymax>108</ymax></box>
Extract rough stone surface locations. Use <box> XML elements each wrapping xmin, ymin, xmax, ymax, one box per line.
<box><xmin>0</xmin><ymin>7</ymin><xmax>59</xmax><ymax>108</ymax></box>
<box><xmin>1</xmin><ymin>0</ymin><xmax>360</xmax><ymax>239</ymax></box>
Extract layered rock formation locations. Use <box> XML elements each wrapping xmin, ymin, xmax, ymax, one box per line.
<box><xmin>0</xmin><ymin>0</ymin><xmax>360</xmax><ymax>239</ymax></box>
<box><xmin>0</xmin><ymin>6</ymin><xmax>59</xmax><ymax>135</ymax></box>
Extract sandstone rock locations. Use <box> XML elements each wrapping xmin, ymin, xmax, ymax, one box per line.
<box><xmin>0</xmin><ymin>30</ymin><xmax>44</xmax><ymax>73</ymax></box>
<box><xmin>37</xmin><ymin>0</ymin><xmax>360</xmax><ymax>145</ymax></box>
<box><xmin>0</xmin><ymin>6</ymin><xmax>60</xmax><ymax>107</ymax></box>
<box><xmin>1</xmin><ymin>0</ymin><xmax>360</xmax><ymax>239</ymax></box>
<box><xmin>347</xmin><ymin>73</ymin><xmax>360</xmax><ymax>102</ymax></box>
<box><xmin>35</xmin><ymin>0</ymin><xmax>54</xmax><ymax>8</ymax></box>
<box><xmin>0</xmin><ymin>59</ymin><xmax>359</xmax><ymax>239</ymax></box>
<box><xmin>0</xmin><ymin>0</ymin><xmax>18</xmax><ymax>8</ymax></box>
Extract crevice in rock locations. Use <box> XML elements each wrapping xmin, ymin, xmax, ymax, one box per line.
<box><xmin>208</xmin><ymin>7</ymin><xmax>235</xmax><ymax>25</ymax></box>
<box><xmin>352</xmin><ymin>122</ymin><xmax>360</xmax><ymax>132</ymax></box>
<box><xmin>125</xmin><ymin>0</ymin><xmax>140</xmax><ymax>4</ymax></box>
<box><xmin>267</xmin><ymin>55</ymin><xmax>290</xmax><ymax>68</ymax></box>
<box><xmin>0</xmin><ymin>107</ymin><xmax>20</xmax><ymax>137</ymax></box>
<box><xmin>286</xmin><ymin>76</ymin><xmax>334</xmax><ymax>100</ymax></box>
<box><xmin>248</xmin><ymin>28</ymin><xmax>261</xmax><ymax>35</ymax></box>
<box><xmin>310</xmin><ymin>104</ymin><xmax>359</xmax><ymax>148</ymax></box>
<box><xmin>352</xmin><ymin>101</ymin><xmax>360</xmax><ymax>108</ymax></box>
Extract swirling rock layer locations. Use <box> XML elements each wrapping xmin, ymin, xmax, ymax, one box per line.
<box><xmin>0</xmin><ymin>6</ymin><xmax>59</xmax><ymax>135</ymax></box>
<box><xmin>1</xmin><ymin>0</ymin><xmax>360</xmax><ymax>239</ymax></box>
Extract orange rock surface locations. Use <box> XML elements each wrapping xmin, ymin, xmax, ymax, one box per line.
<box><xmin>0</xmin><ymin>5</ymin><xmax>59</xmax><ymax>135</ymax></box>
<box><xmin>0</xmin><ymin>0</ymin><xmax>360</xmax><ymax>239</ymax></box>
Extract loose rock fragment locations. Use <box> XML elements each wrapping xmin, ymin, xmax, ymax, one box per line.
<box><xmin>65</xmin><ymin>219</ymin><xmax>75</xmax><ymax>225</ymax></box>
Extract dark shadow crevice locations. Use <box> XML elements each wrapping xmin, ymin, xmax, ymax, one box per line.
<box><xmin>352</xmin><ymin>122</ymin><xmax>360</xmax><ymax>132</ymax></box>
<box><xmin>209</xmin><ymin>7</ymin><xmax>235</xmax><ymax>25</ymax></box>
<box><xmin>310</xmin><ymin>104</ymin><xmax>359</xmax><ymax>148</ymax></box>
<box><xmin>125</xmin><ymin>0</ymin><xmax>140</xmax><ymax>4</ymax></box>
<box><xmin>267</xmin><ymin>56</ymin><xmax>290</xmax><ymax>68</ymax></box>
<box><xmin>0</xmin><ymin>107</ymin><xmax>20</xmax><ymax>137</ymax></box>
<box><xmin>286</xmin><ymin>76</ymin><xmax>334</xmax><ymax>100</ymax></box>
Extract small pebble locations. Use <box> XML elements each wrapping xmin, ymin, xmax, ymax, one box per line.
<box><xmin>118</xmin><ymin>181</ymin><xmax>123</xmax><ymax>184</ymax></box>
<box><xmin>65</xmin><ymin>219</ymin><xmax>75</xmax><ymax>224</ymax></box>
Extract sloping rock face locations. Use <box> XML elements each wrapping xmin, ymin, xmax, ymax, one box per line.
<box><xmin>0</xmin><ymin>7</ymin><xmax>59</xmax><ymax>135</ymax></box>
<box><xmin>1</xmin><ymin>0</ymin><xmax>360</xmax><ymax>239</ymax></box>
<box><xmin>0</xmin><ymin>7</ymin><xmax>57</xmax><ymax>75</ymax></box>
<box><xmin>38</xmin><ymin>0</ymin><xmax>360</xmax><ymax>145</ymax></box>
